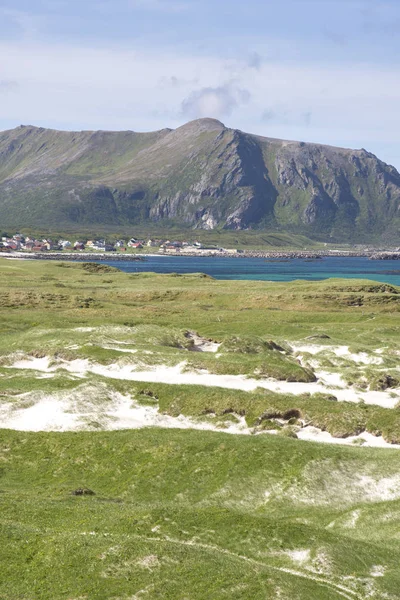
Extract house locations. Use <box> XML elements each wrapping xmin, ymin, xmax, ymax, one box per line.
<box><xmin>160</xmin><ymin>243</ymin><xmax>181</xmax><ymax>253</ymax></box>
<box><xmin>74</xmin><ymin>242</ymin><xmax>85</xmax><ymax>251</ymax></box>
<box><xmin>129</xmin><ymin>242</ymin><xmax>143</xmax><ymax>249</ymax></box>
<box><xmin>91</xmin><ymin>241</ymin><xmax>116</xmax><ymax>251</ymax></box>
<box><xmin>91</xmin><ymin>241</ymin><xmax>104</xmax><ymax>250</ymax></box>
<box><xmin>146</xmin><ymin>239</ymin><xmax>158</xmax><ymax>247</ymax></box>
<box><xmin>23</xmin><ymin>241</ymin><xmax>36</xmax><ymax>251</ymax></box>
<box><xmin>59</xmin><ymin>240</ymin><xmax>72</xmax><ymax>249</ymax></box>
<box><xmin>43</xmin><ymin>240</ymin><xmax>58</xmax><ymax>250</ymax></box>
<box><xmin>7</xmin><ymin>241</ymin><xmax>20</xmax><ymax>250</ymax></box>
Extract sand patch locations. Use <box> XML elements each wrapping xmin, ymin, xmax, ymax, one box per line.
<box><xmin>297</xmin><ymin>427</ymin><xmax>400</xmax><ymax>449</ymax></box>
<box><xmin>0</xmin><ymin>382</ymin><xmax>249</xmax><ymax>434</ymax></box>
<box><xmin>289</xmin><ymin>461</ymin><xmax>400</xmax><ymax>506</ymax></box>
<box><xmin>186</xmin><ymin>332</ymin><xmax>221</xmax><ymax>353</ymax></box>
<box><xmin>344</xmin><ymin>510</ymin><xmax>361</xmax><ymax>529</ymax></box>
<box><xmin>370</xmin><ymin>565</ymin><xmax>385</xmax><ymax>577</ymax></box>
<box><xmin>136</xmin><ymin>555</ymin><xmax>161</xmax><ymax>570</ymax></box>
<box><xmin>4</xmin><ymin>355</ymin><xmax>400</xmax><ymax>445</ymax></box>
<box><xmin>1</xmin><ymin>379</ymin><xmax>400</xmax><ymax>451</ymax></box>
<box><xmin>286</xmin><ymin>549</ymin><xmax>310</xmax><ymax>564</ymax></box>
<box><xmin>8</xmin><ymin>355</ymin><xmax>400</xmax><ymax>408</ymax></box>
<box><xmin>293</xmin><ymin>344</ymin><xmax>384</xmax><ymax>365</ymax></box>
<box><xmin>101</xmin><ymin>345</ymin><xmax>138</xmax><ymax>354</ymax></box>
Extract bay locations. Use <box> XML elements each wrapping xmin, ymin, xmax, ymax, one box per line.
<box><xmin>99</xmin><ymin>255</ymin><xmax>400</xmax><ymax>285</ymax></box>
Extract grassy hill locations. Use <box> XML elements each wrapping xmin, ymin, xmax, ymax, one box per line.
<box><xmin>2</xmin><ymin>428</ymin><xmax>400</xmax><ymax>599</ymax></box>
<box><xmin>0</xmin><ymin>119</ymin><xmax>399</xmax><ymax>243</ymax></box>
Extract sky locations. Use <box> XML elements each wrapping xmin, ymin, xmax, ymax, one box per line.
<box><xmin>0</xmin><ymin>0</ymin><xmax>399</xmax><ymax>168</ymax></box>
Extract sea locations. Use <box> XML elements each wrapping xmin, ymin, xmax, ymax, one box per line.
<box><xmin>100</xmin><ymin>255</ymin><xmax>400</xmax><ymax>286</ymax></box>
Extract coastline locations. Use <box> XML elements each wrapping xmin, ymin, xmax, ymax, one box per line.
<box><xmin>0</xmin><ymin>249</ymin><xmax>375</xmax><ymax>261</ymax></box>
<box><xmin>1</xmin><ymin>250</ymin><xmax>399</xmax><ymax>262</ymax></box>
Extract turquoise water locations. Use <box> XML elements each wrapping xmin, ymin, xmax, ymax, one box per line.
<box><xmin>101</xmin><ymin>255</ymin><xmax>400</xmax><ymax>285</ymax></box>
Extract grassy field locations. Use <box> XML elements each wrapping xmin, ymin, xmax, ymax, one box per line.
<box><xmin>1</xmin><ymin>258</ymin><xmax>400</xmax><ymax>598</ymax></box>
<box><xmin>2</xmin><ymin>429</ymin><xmax>400</xmax><ymax>599</ymax></box>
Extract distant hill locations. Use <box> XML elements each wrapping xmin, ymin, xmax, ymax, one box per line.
<box><xmin>0</xmin><ymin>118</ymin><xmax>399</xmax><ymax>242</ymax></box>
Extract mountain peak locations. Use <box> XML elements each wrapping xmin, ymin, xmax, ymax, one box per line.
<box><xmin>174</xmin><ymin>118</ymin><xmax>226</xmax><ymax>134</ymax></box>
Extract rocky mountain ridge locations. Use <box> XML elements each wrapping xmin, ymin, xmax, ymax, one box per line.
<box><xmin>0</xmin><ymin>118</ymin><xmax>399</xmax><ymax>242</ymax></box>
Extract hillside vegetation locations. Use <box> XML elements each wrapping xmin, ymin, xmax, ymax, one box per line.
<box><xmin>2</xmin><ymin>259</ymin><xmax>400</xmax><ymax>598</ymax></box>
<box><xmin>0</xmin><ymin>119</ymin><xmax>399</xmax><ymax>242</ymax></box>
<box><xmin>3</xmin><ymin>428</ymin><xmax>400</xmax><ymax>599</ymax></box>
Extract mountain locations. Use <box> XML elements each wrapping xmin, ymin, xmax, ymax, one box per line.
<box><xmin>0</xmin><ymin>118</ymin><xmax>399</xmax><ymax>242</ymax></box>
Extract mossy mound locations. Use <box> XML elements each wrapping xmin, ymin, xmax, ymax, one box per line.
<box><xmin>81</xmin><ymin>262</ymin><xmax>120</xmax><ymax>273</ymax></box>
<box><xmin>219</xmin><ymin>335</ymin><xmax>285</xmax><ymax>354</ymax></box>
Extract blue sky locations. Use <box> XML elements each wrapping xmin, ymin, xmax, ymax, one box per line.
<box><xmin>0</xmin><ymin>0</ymin><xmax>399</xmax><ymax>168</ymax></box>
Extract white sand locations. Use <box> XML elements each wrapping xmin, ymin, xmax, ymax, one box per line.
<box><xmin>8</xmin><ymin>356</ymin><xmax>400</xmax><ymax>408</ymax></box>
<box><xmin>186</xmin><ymin>332</ymin><xmax>221</xmax><ymax>353</ymax></box>
<box><xmin>2</xmin><ymin>380</ymin><xmax>400</xmax><ymax>449</ymax></box>
<box><xmin>0</xmin><ymin>386</ymin><xmax>249</xmax><ymax>434</ymax></box>
<box><xmin>1</xmin><ymin>397</ymin><xmax>79</xmax><ymax>432</ymax></box>
<box><xmin>285</xmin><ymin>549</ymin><xmax>311</xmax><ymax>564</ymax></box>
<box><xmin>296</xmin><ymin>427</ymin><xmax>400</xmax><ymax>449</ymax></box>
<box><xmin>357</xmin><ymin>474</ymin><xmax>400</xmax><ymax>502</ymax></box>
<box><xmin>292</xmin><ymin>344</ymin><xmax>333</xmax><ymax>355</ymax></box>
<box><xmin>4</xmin><ymin>354</ymin><xmax>400</xmax><ymax>446</ymax></box>
<box><xmin>333</xmin><ymin>346</ymin><xmax>384</xmax><ymax>365</ymax></box>
<box><xmin>344</xmin><ymin>510</ymin><xmax>361</xmax><ymax>529</ymax></box>
<box><xmin>293</xmin><ymin>344</ymin><xmax>384</xmax><ymax>365</ymax></box>
<box><xmin>370</xmin><ymin>566</ymin><xmax>385</xmax><ymax>577</ymax></box>
<box><xmin>101</xmin><ymin>345</ymin><xmax>138</xmax><ymax>354</ymax></box>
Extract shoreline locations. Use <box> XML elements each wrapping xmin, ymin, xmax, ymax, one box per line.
<box><xmin>1</xmin><ymin>250</ymin><xmax>399</xmax><ymax>262</ymax></box>
<box><xmin>0</xmin><ymin>250</ymin><xmax>382</xmax><ymax>261</ymax></box>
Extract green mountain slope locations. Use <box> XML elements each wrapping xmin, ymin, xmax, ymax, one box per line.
<box><xmin>0</xmin><ymin>118</ymin><xmax>399</xmax><ymax>242</ymax></box>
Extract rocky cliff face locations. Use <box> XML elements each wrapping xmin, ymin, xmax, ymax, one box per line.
<box><xmin>0</xmin><ymin>119</ymin><xmax>399</xmax><ymax>242</ymax></box>
<box><xmin>266</xmin><ymin>140</ymin><xmax>400</xmax><ymax>240</ymax></box>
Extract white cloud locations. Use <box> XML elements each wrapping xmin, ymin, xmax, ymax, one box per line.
<box><xmin>181</xmin><ymin>83</ymin><xmax>251</xmax><ymax>119</ymax></box>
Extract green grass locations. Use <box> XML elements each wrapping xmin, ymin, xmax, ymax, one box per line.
<box><xmin>2</xmin><ymin>258</ymin><xmax>400</xmax><ymax>598</ymax></box>
<box><xmin>2</xmin><ymin>429</ymin><xmax>400</xmax><ymax>599</ymax></box>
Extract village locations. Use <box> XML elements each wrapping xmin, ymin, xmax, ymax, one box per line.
<box><xmin>2</xmin><ymin>232</ymin><xmax>398</xmax><ymax>261</ymax></box>
<box><xmin>0</xmin><ymin>233</ymin><xmax>243</xmax><ymax>256</ymax></box>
